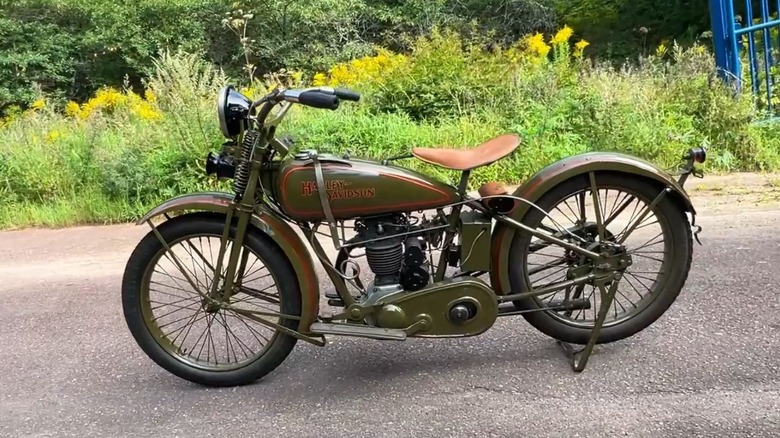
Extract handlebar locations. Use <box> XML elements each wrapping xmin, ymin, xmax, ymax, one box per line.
<box><xmin>249</xmin><ymin>86</ymin><xmax>361</xmax><ymax>129</ymax></box>
<box><xmin>297</xmin><ymin>91</ymin><xmax>340</xmax><ymax>110</ymax></box>
<box><xmin>332</xmin><ymin>87</ymin><xmax>361</xmax><ymax>102</ymax></box>
<box><xmin>278</xmin><ymin>86</ymin><xmax>361</xmax><ymax>109</ymax></box>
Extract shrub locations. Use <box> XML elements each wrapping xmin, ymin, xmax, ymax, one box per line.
<box><xmin>1</xmin><ymin>26</ymin><xmax>779</xmax><ymax>229</ymax></box>
<box><xmin>0</xmin><ymin>0</ymin><xmax>561</xmax><ymax>115</ymax></box>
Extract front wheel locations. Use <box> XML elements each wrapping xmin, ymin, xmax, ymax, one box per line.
<box><xmin>508</xmin><ymin>172</ymin><xmax>693</xmax><ymax>345</ymax></box>
<box><xmin>122</xmin><ymin>213</ymin><xmax>302</xmax><ymax>387</ymax></box>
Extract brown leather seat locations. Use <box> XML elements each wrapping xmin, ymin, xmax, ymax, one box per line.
<box><xmin>411</xmin><ymin>134</ymin><xmax>520</xmax><ymax>171</ymax></box>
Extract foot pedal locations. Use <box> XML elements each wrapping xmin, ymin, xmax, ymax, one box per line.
<box><xmin>309</xmin><ymin>322</ymin><xmax>407</xmax><ymax>341</ymax></box>
<box><xmin>325</xmin><ymin>292</ymin><xmax>360</xmax><ymax>307</ymax></box>
<box><xmin>548</xmin><ymin>298</ymin><xmax>591</xmax><ymax>311</ymax></box>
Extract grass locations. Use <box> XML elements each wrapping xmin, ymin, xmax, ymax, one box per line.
<box><xmin>2</xmin><ymin>29</ymin><xmax>780</xmax><ymax>230</ymax></box>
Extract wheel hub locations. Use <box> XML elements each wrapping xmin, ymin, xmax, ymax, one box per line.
<box><xmin>565</xmin><ymin>224</ymin><xmax>631</xmax><ymax>284</ymax></box>
<box><xmin>201</xmin><ymin>297</ymin><xmax>223</xmax><ymax>313</ymax></box>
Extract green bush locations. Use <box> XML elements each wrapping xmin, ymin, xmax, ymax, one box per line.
<box><xmin>0</xmin><ymin>0</ymin><xmax>561</xmax><ymax>114</ymax></box>
<box><xmin>1</xmin><ymin>30</ymin><xmax>779</xmax><ymax>229</ymax></box>
<box><xmin>0</xmin><ymin>0</ymin><xmax>234</xmax><ymax>111</ymax></box>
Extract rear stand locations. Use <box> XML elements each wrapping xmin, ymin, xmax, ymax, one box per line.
<box><xmin>556</xmin><ymin>272</ymin><xmax>623</xmax><ymax>372</ymax></box>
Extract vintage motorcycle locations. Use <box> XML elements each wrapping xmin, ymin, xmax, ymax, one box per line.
<box><xmin>121</xmin><ymin>84</ymin><xmax>706</xmax><ymax>387</ymax></box>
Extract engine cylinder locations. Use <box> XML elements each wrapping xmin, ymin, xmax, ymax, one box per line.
<box><xmin>366</xmin><ymin>241</ymin><xmax>403</xmax><ymax>285</ymax></box>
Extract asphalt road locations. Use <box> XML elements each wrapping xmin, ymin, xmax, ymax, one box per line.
<box><xmin>1</xmin><ymin>205</ymin><xmax>779</xmax><ymax>437</ymax></box>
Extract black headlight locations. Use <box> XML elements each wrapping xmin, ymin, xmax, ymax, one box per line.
<box><xmin>217</xmin><ymin>85</ymin><xmax>253</xmax><ymax>138</ymax></box>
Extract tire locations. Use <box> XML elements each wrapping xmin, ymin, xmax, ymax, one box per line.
<box><xmin>508</xmin><ymin>172</ymin><xmax>693</xmax><ymax>345</ymax></box>
<box><xmin>122</xmin><ymin>213</ymin><xmax>302</xmax><ymax>387</ymax></box>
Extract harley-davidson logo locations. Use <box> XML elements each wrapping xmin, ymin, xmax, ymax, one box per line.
<box><xmin>301</xmin><ymin>180</ymin><xmax>376</xmax><ymax>200</ymax></box>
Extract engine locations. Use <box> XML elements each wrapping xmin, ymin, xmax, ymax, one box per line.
<box><xmin>354</xmin><ymin>214</ymin><xmax>431</xmax><ymax>292</ymax></box>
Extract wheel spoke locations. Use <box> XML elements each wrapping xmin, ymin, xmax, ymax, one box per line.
<box><xmin>623</xmin><ymin>274</ymin><xmax>651</xmax><ymax>298</ymax></box>
<box><xmin>233</xmin><ymin>286</ymin><xmax>281</xmax><ymax>306</ymax></box>
<box><xmin>588</xmin><ymin>173</ymin><xmax>606</xmax><ymax>242</ymax></box>
<box><xmin>577</xmin><ymin>191</ymin><xmax>587</xmax><ymax>224</ymax></box>
<box><xmin>616</xmin><ymin>190</ymin><xmax>665</xmax><ymax>244</ymax></box>
<box><xmin>604</xmin><ymin>193</ymin><xmax>635</xmax><ymax>228</ymax></box>
<box><xmin>216</xmin><ymin>310</ymin><xmax>254</xmax><ymax>360</ymax></box>
<box><xmin>630</xmin><ymin>252</ymin><xmax>665</xmax><ymax>263</ymax></box>
<box><xmin>554</xmin><ymin>204</ymin><xmax>577</xmax><ymax>227</ymax></box>
<box><xmin>531</xmin><ymin>265</ymin><xmax>569</xmax><ymax>286</ymax></box>
<box><xmin>630</xmin><ymin>232</ymin><xmax>664</xmax><ymax>253</ymax></box>
<box><xmin>149</xmin><ymin>283</ymin><xmax>199</xmax><ymax>300</ymax></box>
<box><xmin>225</xmin><ymin>309</ymin><xmax>272</xmax><ymax>345</ymax></box>
<box><xmin>527</xmin><ymin>257</ymin><xmax>567</xmax><ymax>276</ymax></box>
<box><xmin>615</xmin><ymin>288</ymin><xmax>637</xmax><ymax>309</ymax></box>
<box><xmin>162</xmin><ymin>252</ymin><xmax>206</xmax><ymax>296</ymax></box>
<box><xmin>150</xmin><ymin>298</ymin><xmax>200</xmax><ymax>313</ymax></box>
<box><xmin>561</xmin><ymin>199</ymin><xmax>580</xmax><ymax>226</ymax></box>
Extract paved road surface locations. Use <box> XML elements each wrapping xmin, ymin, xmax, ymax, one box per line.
<box><xmin>1</xmin><ymin>204</ymin><xmax>779</xmax><ymax>437</ymax></box>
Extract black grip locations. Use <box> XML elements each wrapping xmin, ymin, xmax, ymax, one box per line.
<box><xmin>298</xmin><ymin>91</ymin><xmax>339</xmax><ymax>110</ymax></box>
<box><xmin>334</xmin><ymin>88</ymin><xmax>361</xmax><ymax>102</ymax></box>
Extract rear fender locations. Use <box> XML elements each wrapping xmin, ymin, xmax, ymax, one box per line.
<box><xmin>136</xmin><ymin>191</ymin><xmax>320</xmax><ymax>333</ymax></box>
<box><xmin>489</xmin><ymin>152</ymin><xmax>696</xmax><ymax>295</ymax></box>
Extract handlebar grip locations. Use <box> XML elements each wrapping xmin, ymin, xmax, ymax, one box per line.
<box><xmin>298</xmin><ymin>91</ymin><xmax>339</xmax><ymax>110</ymax></box>
<box><xmin>334</xmin><ymin>88</ymin><xmax>361</xmax><ymax>102</ymax></box>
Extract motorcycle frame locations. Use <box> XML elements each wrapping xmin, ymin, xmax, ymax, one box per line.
<box><xmin>137</xmin><ymin>86</ymin><xmax>707</xmax><ymax>371</ymax></box>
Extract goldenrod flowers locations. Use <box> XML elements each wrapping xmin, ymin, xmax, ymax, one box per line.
<box><xmin>65</xmin><ymin>87</ymin><xmax>162</xmax><ymax>121</ymax></box>
<box><xmin>313</xmin><ymin>48</ymin><xmax>409</xmax><ymax>87</ymax></box>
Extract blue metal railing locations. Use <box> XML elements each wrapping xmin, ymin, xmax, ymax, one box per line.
<box><xmin>710</xmin><ymin>0</ymin><xmax>780</xmax><ymax>114</ymax></box>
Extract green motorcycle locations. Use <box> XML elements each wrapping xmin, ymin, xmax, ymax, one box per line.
<box><xmin>121</xmin><ymin>85</ymin><xmax>707</xmax><ymax>387</ymax></box>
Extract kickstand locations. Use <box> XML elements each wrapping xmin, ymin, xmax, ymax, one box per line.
<box><xmin>557</xmin><ymin>272</ymin><xmax>622</xmax><ymax>372</ymax></box>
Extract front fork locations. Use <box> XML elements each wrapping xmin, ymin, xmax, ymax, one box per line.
<box><xmin>208</xmin><ymin>163</ymin><xmax>262</xmax><ymax>302</ymax></box>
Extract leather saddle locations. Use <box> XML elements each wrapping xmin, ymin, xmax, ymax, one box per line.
<box><xmin>411</xmin><ymin>134</ymin><xmax>520</xmax><ymax>171</ymax></box>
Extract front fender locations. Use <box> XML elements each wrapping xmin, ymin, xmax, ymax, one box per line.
<box><xmin>490</xmin><ymin>152</ymin><xmax>696</xmax><ymax>295</ymax></box>
<box><xmin>137</xmin><ymin>191</ymin><xmax>320</xmax><ymax>333</ymax></box>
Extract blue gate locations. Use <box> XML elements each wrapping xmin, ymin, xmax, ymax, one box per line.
<box><xmin>710</xmin><ymin>0</ymin><xmax>780</xmax><ymax>114</ymax></box>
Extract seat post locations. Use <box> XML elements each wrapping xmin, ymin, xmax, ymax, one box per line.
<box><xmin>457</xmin><ymin>170</ymin><xmax>471</xmax><ymax>195</ymax></box>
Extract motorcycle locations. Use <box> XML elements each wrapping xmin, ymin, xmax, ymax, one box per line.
<box><xmin>121</xmin><ymin>84</ymin><xmax>707</xmax><ymax>387</ymax></box>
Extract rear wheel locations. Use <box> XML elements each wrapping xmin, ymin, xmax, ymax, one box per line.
<box><xmin>122</xmin><ymin>214</ymin><xmax>302</xmax><ymax>387</ymax></box>
<box><xmin>508</xmin><ymin>172</ymin><xmax>693</xmax><ymax>345</ymax></box>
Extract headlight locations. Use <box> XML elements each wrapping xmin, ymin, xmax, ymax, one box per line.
<box><xmin>217</xmin><ymin>85</ymin><xmax>253</xmax><ymax>138</ymax></box>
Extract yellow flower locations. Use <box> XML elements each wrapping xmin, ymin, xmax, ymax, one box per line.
<box><xmin>46</xmin><ymin>130</ymin><xmax>61</xmax><ymax>143</ymax></box>
<box><xmin>290</xmin><ymin>70</ymin><xmax>303</xmax><ymax>85</ymax></box>
<box><xmin>575</xmin><ymin>40</ymin><xmax>590</xmax><ymax>50</ymax></box>
<box><xmin>64</xmin><ymin>101</ymin><xmax>80</xmax><ymax>117</ymax></box>
<box><xmin>321</xmin><ymin>48</ymin><xmax>409</xmax><ymax>86</ymax></box>
<box><xmin>128</xmin><ymin>95</ymin><xmax>162</xmax><ymax>121</ymax></box>
<box><xmin>551</xmin><ymin>25</ymin><xmax>574</xmax><ymax>45</ymax></box>
<box><xmin>574</xmin><ymin>39</ymin><xmax>590</xmax><ymax>58</ymax></box>
<box><xmin>524</xmin><ymin>32</ymin><xmax>551</xmax><ymax>58</ymax></box>
<box><xmin>31</xmin><ymin>98</ymin><xmax>46</xmax><ymax>110</ymax></box>
<box><xmin>144</xmin><ymin>89</ymin><xmax>157</xmax><ymax>102</ymax></box>
<box><xmin>329</xmin><ymin>64</ymin><xmax>353</xmax><ymax>85</ymax></box>
<box><xmin>656</xmin><ymin>42</ymin><xmax>668</xmax><ymax>57</ymax></box>
<box><xmin>94</xmin><ymin>87</ymin><xmax>124</xmax><ymax>108</ymax></box>
<box><xmin>134</xmin><ymin>105</ymin><xmax>162</xmax><ymax>121</ymax></box>
<box><xmin>312</xmin><ymin>72</ymin><xmax>327</xmax><ymax>86</ymax></box>
<box><xmin>78</xmin><ymin>101</ymin><xmax>97</xmax><ymax>120</ymax></box>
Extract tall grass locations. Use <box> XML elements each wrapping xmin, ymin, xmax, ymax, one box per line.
<box><xmin>2</xmin><ymin>29</ymin><xmax>780</xmax><ymax>230</ymax></box>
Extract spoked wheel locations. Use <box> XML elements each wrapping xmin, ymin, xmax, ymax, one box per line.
<box><xmin>122</xmin><ymin>214</ymin><xmax>301</xmax><ymax>387</ymax></box>
<box><xmin>508</xmin><ymin>172</ymin><xmax>693</xmax><ymax>345</ymax></box>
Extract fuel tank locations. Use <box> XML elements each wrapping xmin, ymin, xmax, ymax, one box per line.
<box><xmin>273</xmin><ymin>152</ymin><xmax>461</xmax><ymax>221</ymax></box>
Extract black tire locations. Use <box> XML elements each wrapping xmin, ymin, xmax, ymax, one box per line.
<box><xmin>508</xmin><ymin>172</ymin><xmax>693</xmax><ymax>345</ymax></box>
<box><xmin>122</xmin><ymin>213</ymin><xmax>302</xmax><ymax>387</ymax></box>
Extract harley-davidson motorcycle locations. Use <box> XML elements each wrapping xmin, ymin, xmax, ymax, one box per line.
<box><xmin>121</xmin><ymin>84</ymin><xmax>706</xmax><ymax>387</ymax></box>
